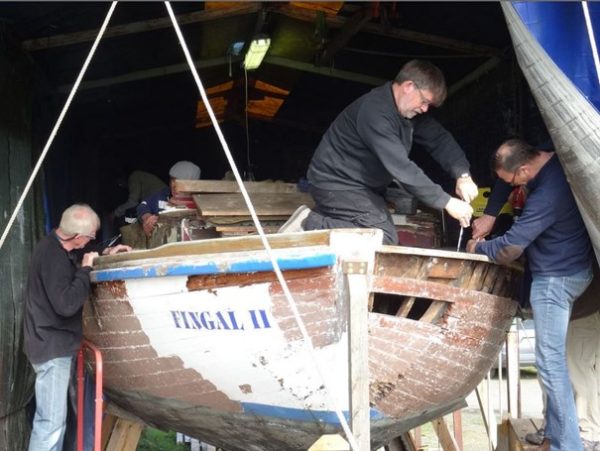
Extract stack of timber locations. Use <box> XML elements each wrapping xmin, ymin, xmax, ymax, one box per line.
<box><xmin>175</xmin><ymin>179</ymin><xmax>314</xmax><ymax>236</ymax></box>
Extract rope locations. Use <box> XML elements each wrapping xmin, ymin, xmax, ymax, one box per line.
<box><xmin>164</xmin><ymin>3</ymin><xmax>361</xmax><ymax>449</ymax></box>
<box><xmin>582</xmin><ymin>2</ymin><xmax>600</xmax><ymax>87</ymax></box>
<box><xmin>0</xmin><ymin>2</ymin><xmax>118</xmax><ymax>252</ymax></box>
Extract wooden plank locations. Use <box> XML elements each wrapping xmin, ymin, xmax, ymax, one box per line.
<box><xmin>431</xmin><ymin>417</ymin><xmax>460</xmax><ymax>451</ymax></box>
<box><xmin>419</xmin><ymin>300</ymin><xmax>447</xmax><ymax>323</ymax></box>
<box><xmin>345</xmin><ymin>261</ymin><xmax>370</xmax><ymax>451</ymax></box>
<box><xmin>101</xmin><ymin>413</ymin><xmax>118</xmax><ymax>450</ymax></box>
<box><xmin>427</xmin><ymin>259</ymin><xmax>466</xmax><ymax>279</ymax></box>
<box><xmin>176</xmin><ymin>179</ymin><xmax>299</xmax><ymax>194</ymax></box>
<box><xmin>452</xmin><ymin>410</ymin><xmax>463</xmax><ymax>450</ymax></box>
<box><xmin>193</xmin><ymin>192</ymin><xmax>313</xmax><ymax>216</ymax></box>
<box><xmin>395</xmin><ymin>296</ymin><xmax>416</xmax><ymax>317</ymax></box>
<box><xmin>215</xmin><ymin>225</ymin><xmax>280</xmax><ymax>234</ymax></box>
<box><xmin>105</xmin><ymin>418</ymin><xmax>144</xmax><ymax>451</ymax></box>
<box><xmin>507</xmin><ymin>418</ymin><xmax>543</xmax><ymax>451</ymax></box>
<box><xmin>506</xmin><ymin>329</ymin><xmax>521</xmax><ymax>417</ymax></box>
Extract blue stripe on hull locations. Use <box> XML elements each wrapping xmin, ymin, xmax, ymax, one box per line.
<box><xmin>241</xmin><ymin>402</ymin><xmax>385</xmax><ymax>424</ymax></box>
<box><xmin>93</xmin><ymin>253</ymin><xmax>337</xmax><ymax>282</ymax></box>
<box><xmin>513</xmin><ymin>2</ymin><xmax>600</xmax><ymax>110</ymax></box>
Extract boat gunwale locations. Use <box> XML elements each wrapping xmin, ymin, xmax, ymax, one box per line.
<box><xmin>378</xmin><ymin>244</ymin><xmax>523</xmax><ymax>271</ymax></box>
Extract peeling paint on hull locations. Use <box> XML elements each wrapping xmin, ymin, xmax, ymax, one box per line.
<box><xmin>87</xmin><ymin>230</ymin><xmax>519</xmax><ymax>450</ymax></box>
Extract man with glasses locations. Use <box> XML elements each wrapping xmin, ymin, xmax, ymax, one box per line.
<box><xmin>24</xmin><ymin>204</ymin><xmax>131</xmax><ymax>451</ymax></box>
<box><xmin>279</xmin><ymin>59</ymin><xmax>477</xmax><ymax>243</ymax></box>
<box><xmin>467</xmin><ymin>138</ymin><xmax>593</xmax><ymax>451</ymax></box>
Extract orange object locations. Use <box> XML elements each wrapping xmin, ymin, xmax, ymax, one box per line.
<box><xmin>511</xmin><ymin>186</ymin><xmax>526</xmax><ymax>216</ymax></box>
<box><xmin>77</xmin><ymin>340</ymin><xmax>104</xmax><ymax>451</ymax></box>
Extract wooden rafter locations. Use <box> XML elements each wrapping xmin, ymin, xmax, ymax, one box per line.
<box><xmin>22</xmin><ymin>2</ymin><xmax>501</xmax><ymax>58</ymax></box>
<box><xmin>22</xmin><ymin>3</ymin><xmax>261</xmax><ymax>51</ymax></box>
<box><xmin>58</xmin><ymin>55</ymin><xmax>386</xmax><ymax>93</ymax></box>
<box><xmin>270</xmin><ymin>3</ymin><xmax>502</xmax><ymax>57</ymax></box>
<box><xmin>317</xmin><ymin>6</ymin><xmax>373</xmax><ymax>66</ymax></box>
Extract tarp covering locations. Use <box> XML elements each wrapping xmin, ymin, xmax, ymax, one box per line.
<box><xmin>502</xmin><ymin>2</ymin><xmax>600</xmax><ymax>263</ymax></box>
<box><xmin>513</xmin><ymin>2</ymin><xmax>600</xmax><ymax>110</ymax></box>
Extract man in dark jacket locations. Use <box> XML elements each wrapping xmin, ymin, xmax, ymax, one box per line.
<box><xmin>279</xmin><ymin>60</ymin><xmax>477</xmax><ymax>244</ymax></box>
<box><xmin>136</xmin><ymin>160</ymin><xmax>200</xmax><ymax>237</ymax></box>
<box><xmin>24</xmin><ymin>204</ymin><xmax>130</xmax><ymax>451</ymax></box>
<box><xmin>467</xmin><ymin>139</ymin><xmax>593</xmax><ymax>451</ymax></box>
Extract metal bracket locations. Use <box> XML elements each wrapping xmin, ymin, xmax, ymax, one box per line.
<box><xmin>342</xmin><ymin>260</ymin><xmax>368</xmax><ymax>275</ymax></box>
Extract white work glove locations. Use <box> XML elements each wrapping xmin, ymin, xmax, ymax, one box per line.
<box><xmin>471</xmin><ymin>214</ymin><xmax>497</xmax><ymax>240</ymax></box>
<box><xmin>455</xmin><ymin>176</ymin><xmax>479</xmax><ymax>203</ymax></box>
<box><xmin>445</xmin><ymin>197</ymin><xmax>474</xmax><ymax>228</ymax></box>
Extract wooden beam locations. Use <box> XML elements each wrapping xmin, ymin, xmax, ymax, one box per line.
<box><xmin>271</xmin><ymin>4</ymin><xmax>502</xmax><ymax>56</ymax></box>
<box><xmin>448</xmin><ymin>56</ymin><xmax>503</xmax><ymax>97</ymax></box>
<box><xmin>193</xmin><ymin>192</ymin><xmax>313</xmax><ymax>216</ymax></box>
<box><xmin>431</xmin><ymin>417</ymin><xmax>460</xmax><ymax>451</ymax></box>
<box><xmin>175</xmin><ymin>179</ymin><xmax>298</xmax><ymax>194</ymax></box>
<box><xmin>317</xmin><ymin>7</ymin><xmax>373</xmax><ymax>66</ymax></box>
<box><xmin>58</xmin><ymin>54</ymin><xmax>385</xmax><ymax>93</ymax></box>
<box><xmin>344</xmin><ymin>260</ymin><xmax>371</xmax><ymax>451</ymax></box>
<box><xmin>22</xmin><ymin>4</ymin><xmax>261</xmax><ymax>51</ymax></box>
<box><xmin>58</xmin><ymin>56</ymin><xmax>235</xmax><ymax>92</ymax></box>
<box><xmin>265</xmin><ymin>56</ymin><xmax>386</xmax><ymax>85</ymax></box>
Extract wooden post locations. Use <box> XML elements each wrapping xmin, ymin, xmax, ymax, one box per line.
<box><xmin>452</xmin><ymin>410</ymin><xmax>463</xmax><ymax>450</ymax></box>
<box><xmin>344</xmin><ymin>259</ymin><xmax>370</xmax><ymax>450</ymax></box>
<box><xmin>431</xmin><ymin>417</ymin><xmax>460</xmax><ymax>451</ymax></box>
<box><xmin>506</xmin><ymin>329</ymin><xmax>521</xmax><ymax>417</ymax></box>
<box><xmin>104</xmin><ymin>418</ymin><xmax>144</xmax><ymax>451</ymax></box>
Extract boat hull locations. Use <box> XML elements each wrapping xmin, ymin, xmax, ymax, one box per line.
<box><xmin>87</xmin><ymin>230</ymin><xmax>519</xmax><ymax>450</ymax></box>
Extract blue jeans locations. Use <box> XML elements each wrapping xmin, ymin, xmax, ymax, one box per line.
<box><xmin>531</xmin><ymin>266</ymin><xmax>593</xmax><ymax>451</ymax></box>
<box><xmin>29</xmin><ymin>356</ymin><xmax>73</xmax><ymax>451</ymax></box>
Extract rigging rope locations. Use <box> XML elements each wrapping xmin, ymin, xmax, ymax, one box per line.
<box><xmin>0</xmin><ymin>2</ymin><xmax>118</xmax><ymax>252</ymax></box>
<box><xmin>164</xmin><ymin>3</ymin><xmax>361</xmax><ymax>449</ymax></box>
<box><xmin>582</xmin><ymin>1</ymin><xmax>600</xmax><ymax>87</ymax></box>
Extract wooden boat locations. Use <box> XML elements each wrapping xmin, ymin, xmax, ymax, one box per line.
<box><xmin>86</xmin><ymin>228</ymin><xmax>519</xmax><ymax>450</ymax></box>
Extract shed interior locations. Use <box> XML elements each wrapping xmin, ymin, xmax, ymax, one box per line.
<box><xmin>1</xmin><ymin>2</ymin><xmax>547</xmax><ymax>232</ymax></box>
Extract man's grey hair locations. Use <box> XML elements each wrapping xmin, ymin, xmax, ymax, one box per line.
<box><xmin>493</xmin><ymin>138</ymin><xmax>541</xmax><ymax>172</ymax></box>
<box><xmin>58</xmin><ymin>204</ymin><xmax>100</xmax><ymax>236</ymax></box>
<box><xmin>394</xmin><ymin>59</ymin><xmax>447</xmax><ymax>106</ymax></box>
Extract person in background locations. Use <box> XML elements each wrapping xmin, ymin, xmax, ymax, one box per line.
<box><xmin>568</xmin><ymin>269</ymin><xmax>600</xmax><ymax>451</ymax></box>
<box><xmin>279</xmin><ymin>59</ymin><xmax>477</xmax><ymax>242</ymax></box>
<box><xmin>24</xmin><ymin>204</ymin><xmax>131</xmax><ymax>451</ymax></box>
<box><xmin>113</xmin><ymin>170</ymin><xmax>167</xmax><ymax>221</ymax></box>
<box><xmin>136</xmin><ymin>160</ymin><xmax>201</xmax><ymax>237</ymax></box>
<box><xmin>467</xmin><ymin>138</ymin><xmax>593</xmax><ymax>451</ymax></box>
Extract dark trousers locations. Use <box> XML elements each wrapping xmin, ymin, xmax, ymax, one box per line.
<box><xmin>304</xmin><ymin>185</ymin><xmax>398</xmax><ymax>245</ymax></box>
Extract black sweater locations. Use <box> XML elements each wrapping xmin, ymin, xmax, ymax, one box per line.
<box><xmin>308</xmin><ymin>82</ymin><xmax>470</xmax><ymax>210</ymax></box>
<box><xmin>23</xmin><ymin>232</ymin><xmax>92</xmax><ymax>364</ymax></box>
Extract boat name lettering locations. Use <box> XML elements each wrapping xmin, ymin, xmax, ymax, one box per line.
<box><xmin>170</xmin><ymin>309</ymin><xmax>272</xmax><ymax>331</ymax></box>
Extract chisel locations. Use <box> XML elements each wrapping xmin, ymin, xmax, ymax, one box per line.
<box><xmin>456</xmin><ymin>226</ymin><xmax>464</xmax><ymax>252</ymax></box>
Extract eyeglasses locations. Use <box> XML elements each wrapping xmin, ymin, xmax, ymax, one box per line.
<box><xmin>414</xmin><ymin>84</ymin><xmax>434</xmax><ymax>107</ymax></box>
<box><xmin>78</xmin><ymin>233</ymin><xmax>96</xmax><ymax>240</ymax></box>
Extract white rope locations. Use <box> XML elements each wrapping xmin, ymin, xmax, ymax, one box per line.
<box><xmin>0</xmin><ymin>2</ymin><xmax>118</xmax><ymax>252</ymax></box>
<box><xmin>164</xmin><ymin>3</ymin><xmax>361</xmax><ymax>449</ymax></box>
<box><xmin>582</xmin><ymin>1</ymin><xmax>600</xmax><ymax>87</ymax></box>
